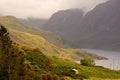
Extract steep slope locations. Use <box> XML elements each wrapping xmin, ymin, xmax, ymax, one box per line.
<box><xmin>76</xmin><ymin>0</ymin><xmax>120</xmax><ymax>50</ymax></box>
<box><xmin>0</xmin><ymin>16</ymin><xmax>72</xmax><ymax>48</ymax></box>
<box><xmin>43</xmin><ymin>0</ymin><xmax>120</xmax><ymax>51</ymax></box>
<box><xmin>43</xmin><ymin>9</ymin><xmax>84</xmax><ymax>41</ymax></box>
<box><xmin>0</xmin><ymin>16</ymin><xmax>105</xmax><ymax>61</ymax></box>
<box><xmin>10</xmin><ymin>29</ymin><xmax>105</xmax><ymax>61</ymax></box>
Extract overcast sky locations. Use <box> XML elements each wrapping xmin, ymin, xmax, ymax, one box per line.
<box><xmin>0</xmin><ymin>0</ymin><xmax>108</xmax><ymax>19</ymax></box>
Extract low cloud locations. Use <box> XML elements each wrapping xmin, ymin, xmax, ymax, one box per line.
<box><xmin>0</xmin><ymin>0</ymin><xmax>108</xmax><ymax>19</ymax></box>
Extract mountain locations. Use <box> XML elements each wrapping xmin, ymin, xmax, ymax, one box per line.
<box><xmin>0</xmin><ymin>16</ymin><xmax>106</xmax><ymax>61</ymax></box>
<box><xmin>43</xmin><ymin>0</ymin><xmax>120</xmax><ymax>51</ymax></box>
<box><xmin>76</xmin><ymin>0</ymin><xmax>120</xmax><ymax>50</ymax></box>
<box><xmin>43</xmin><ymin>9</ymin><xmax>84</xmax><ymax>41</ymax></box>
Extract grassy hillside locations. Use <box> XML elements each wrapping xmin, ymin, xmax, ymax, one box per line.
<box><xmin>23</xmin><ymin>47</ymin><xmax>120</xmax><ymax>79</ymax></box>
<box><xmin>0</xmin><ymin>16</ymin><xmax>106</xmax><ymax>61</ymax></box>
<box><xmin>49</xmin><ymin>56</ymin><xmax>120</xmax><ymax>79</ymax></box>
<box><xmin>9</xmin><ymin>28</ymin><xmax>105</xmax><ymax>61</ymax></box>
<box><xmin>0</xmin><ymin>16</ymin><xmax>72</xmax><ymax>48</ymax></box>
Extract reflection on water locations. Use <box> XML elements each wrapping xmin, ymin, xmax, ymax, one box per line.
<box><xmin>83</xmin><ymin>49</ymin><xmax>120</xmax><ymax>70</ymax></box>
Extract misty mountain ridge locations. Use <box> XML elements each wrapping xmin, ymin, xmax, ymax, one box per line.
<box><xmin>17</xmin><ymin>0</ymin><xmax>120</xmax><ymax>51</ymax></box>
<box><xmin>43</xmin><ymin>9</ymin><xmax>84</xmax><ymax>40</ymax></box>
<box><xmin>41</xmin><ymin>0</ymin><xmax>120</xmax><ymax>51</ymax></box>
<box><xmin>18</xmin><ymin>9</ymin><xmax>85</xmax><ymax>45</ymax></box>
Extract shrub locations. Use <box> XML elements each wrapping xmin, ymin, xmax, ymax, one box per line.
<box><xmin>80</xmin><ymin>56</ymin><xmax>95</xmax><ymax>66</ymax></box>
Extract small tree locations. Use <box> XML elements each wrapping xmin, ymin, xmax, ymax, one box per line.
<box><xmin>80</xmin><ymin>56</ymin><xmax>95</xmax><ymax>66</ymax></box>
<box><xmin>0</xmin><ymin>25</ymin><xmax>28</xmax><ymax>80</ymax></box>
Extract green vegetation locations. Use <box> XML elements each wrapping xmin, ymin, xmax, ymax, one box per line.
<box><xmin>22</xmin><ymin>45</ymin><xmax>120</xmax><ymax>80</ymax></box>
<box><xmin>49</xmin><ymin>56</ymin><xmax>120</xmax><ymax>79</ymax></box>
<box><xmin>0</xmin><ymin>25</ymin><xmax>28</xmax><ymax>80</ymax></box>
<box><xmin>80</xmin><ymin>56</ymin><xmax>95</xmax><ymax>66</ymax></box>
<box><xmin>0</xmin><ymin>17</ymin><xmax>120</xmax><ymax>80</ymax></box>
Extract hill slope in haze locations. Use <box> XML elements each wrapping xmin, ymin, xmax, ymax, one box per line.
<box><xmin>18</xmin><ymin>17</ymin><xmax>47</xmax><ymax>28</ymax></box>
<box><xmin>42</xmin><ymin>0</ymin><xmax>120</xmax><ymax>51</ymax></box>
<box><xmin>0</xmin><ymin>16</ymin><xmax>106</xmax><ymax>61</ymax></box>
<box><xmin>43</xmin><ymin>9</ymin><xmax>84</xmax><ymax>41</ymax></box>
<box><xmin>0</xmin><ymin>16</ymin><xmax>72</xmax><ymax>48</ymax></box>
<box><xmin>76</xmin><ymin>0</ymin><xmax>120</xmax><ymax>51</ymax></box>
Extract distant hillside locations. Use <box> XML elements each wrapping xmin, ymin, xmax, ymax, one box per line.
<box><xmin>43</xmin><ymin>0</ymin><xmax>120</xmax><ymax>51</ymax></box>
<box><xmin>10</xmin><ymin>28</ymin><xmax>105</xmax><ymax>60</ymax></box>
<box><xmin>0</xmin><ymin>16</ymin><xmax>72</xmax><ymax>48</ymax></box>
<box><xmin>18</xmin><ymin>17</ymin><xmax>47</xmax><ymax>28</ymax></box>
<box><xmin>0</xmin><ymin>16</ymin><xmax>105</xmax><ymax>61</ymax></box>
<box><xmin>76</xmin><ymin>0</ymin><xmax>120</xmax><ymax>50</ymax></box>
<box><xmin>43</xmin><ymin>9</ymin><xmax>84</xmax><ymax>41</ymax></box>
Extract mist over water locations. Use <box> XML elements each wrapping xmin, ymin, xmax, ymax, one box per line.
<box><xmin>83</xmin><ymin>49</ymin><xmax>120</xmax><ymax>70</ymax></box>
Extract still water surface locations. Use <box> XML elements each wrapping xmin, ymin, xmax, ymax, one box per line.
<box><xmin>83</xmin><ymin>49</ymin><xmax>120</xmax><ymax>70</ymax></box>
